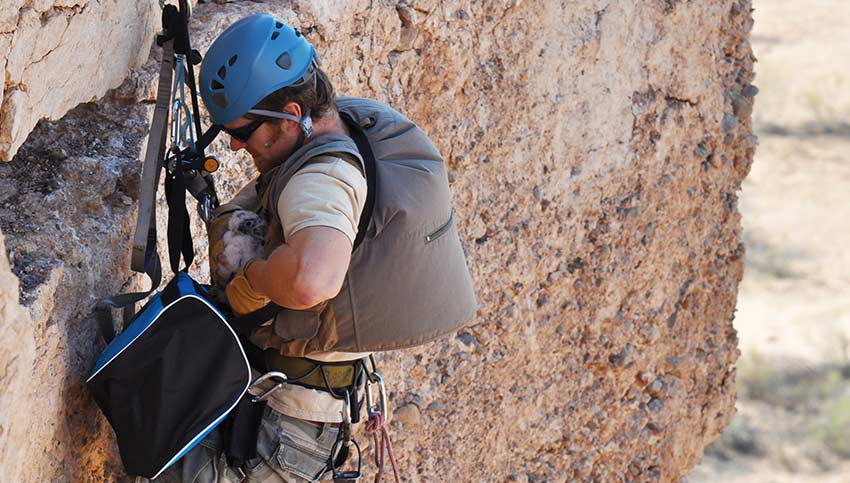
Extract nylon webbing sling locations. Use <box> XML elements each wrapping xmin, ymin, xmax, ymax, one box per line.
<box><xmin>131</xmin><ymin>37</ymin><xmax>173</xmax><ymax>274</ymax></box>
<box><xmin>96</xmin><ymin>1</ymin><xmax>218</xmax><ymax>343</ymax></box>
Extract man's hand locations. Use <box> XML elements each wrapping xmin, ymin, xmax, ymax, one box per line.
<box><xmin>225</xmin><ymin>260</ymin><xmax>271</xmax><ymax>316</ymax></box>
<box><xmin>208</xmin><ymin>203</ymin><xmax>243</xmax><ymax>286</ymax></box>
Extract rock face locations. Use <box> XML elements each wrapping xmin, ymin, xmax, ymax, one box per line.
<box><xmin>0</xmin><ymin>0</ymin><xmax>160</xmax><ymax>161</ymax></box>
<box><xmin>0</xmin><ymin>1</ymin><xmax>754</xmax><ymax>481</ymax></box>
<box><xmin>0</xmin><ymin>228</ymin><xmax>37</xmax><ymax>483</ymax></box>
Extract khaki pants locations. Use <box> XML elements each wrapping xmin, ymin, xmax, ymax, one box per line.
<box><xmin>145</xmin><ymin>406</ymin><xmax>340</xmax><ymax>483</ymax></box>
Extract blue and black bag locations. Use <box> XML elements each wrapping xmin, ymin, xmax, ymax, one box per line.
<box><xmin>87</xmin><ymin>272</ymin><xmax>251</xmax><ymax>478</ymax></box>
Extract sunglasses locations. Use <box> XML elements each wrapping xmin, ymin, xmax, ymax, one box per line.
<box><xmin>221</xmin><ymin>118</ymin><xmax>267</xmax><ymax>143</ymax></box>
<box><xmin>220</xmin><ymin>110</ymin><xmax>310</xmax><ymax>143</ymax></box>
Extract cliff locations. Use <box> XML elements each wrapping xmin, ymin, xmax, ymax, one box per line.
<box><xmin>0</xmin><ymin>1</ymin><xmax>754</xmax><ymax>481</ymax></box>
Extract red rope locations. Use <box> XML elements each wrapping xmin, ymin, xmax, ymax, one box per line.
<box><xmin>365</xmin><ymin>411</ymin><xmax>400</xmax><ymax>483</ymax></box>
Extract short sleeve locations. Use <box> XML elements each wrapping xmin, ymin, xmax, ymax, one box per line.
<box><xmin>276</xmin><ymin>158</ymin><xmax>367</xmax><ymax>244</ymax></box>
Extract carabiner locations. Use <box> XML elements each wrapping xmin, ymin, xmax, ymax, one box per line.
<box><xmin>329</xmin><ymin>438</ymin><xmax>362</xmax><ymax>482</ymax></box>
<box><xmin>249</xmin><ymin>371</ymin><xmax>288</xmax><ymax>403</ymax></box>
<box><xmin>336</xmin><ymin>388</ymin><xmax>351</xmax><ymax>426</ymax></box>
<box><xmin>198</xmin><ymin>194</ymin><xmax>213</xmax><ymax>224</ymax></box>
<box><xmin>170</xmin><ymin>54</ymin><xmax>196</xmax><ymax>152</ymax></box>
<box><xmin>171</xmin><ymin>98</ymin><xmax>184</xmax><ymax>147</ymax></box>
<box><xmin>365</xmin><ymin>371</ymin><xmax>388</xmax><ymax>417</ymax></box>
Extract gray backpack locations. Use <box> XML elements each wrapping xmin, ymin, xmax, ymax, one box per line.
<box><xmin>248</xmin><ymin>96</ymin><xmax>477</xmax><ymax>354</ymax></box>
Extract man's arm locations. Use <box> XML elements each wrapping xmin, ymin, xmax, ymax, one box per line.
<box><xmin>228</xmin><ymin>156</ymin><xmax>365</xmax><ymax>313</ymax></box>
<box><xmin>245</xmin><ymin>225</ymin><xmax>352</xmax><ymax>310</ymax></box>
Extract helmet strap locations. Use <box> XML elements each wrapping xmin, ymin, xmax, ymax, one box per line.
<box><xmin>247</xmin><ymin>108</ymin><xmax>313</xmax><ymax>138</ymax></box>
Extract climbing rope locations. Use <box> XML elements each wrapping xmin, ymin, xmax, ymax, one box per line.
<box><xmin>365</xmin><ymin>411</ymin><xmax>400</xmax><ymax>483</ymax></box>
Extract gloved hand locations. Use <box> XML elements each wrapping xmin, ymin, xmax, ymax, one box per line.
<box><xmin>208</xmin><ymin>203</ymin><xmax>243</xmax><ymax>287</ymax></box>
<box><xmin>225</xmin><ymin>259</ymin><xmax>271</xmax><ymax>316</ymax></box>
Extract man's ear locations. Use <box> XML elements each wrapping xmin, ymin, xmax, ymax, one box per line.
<box><xmin>282</xmin><ymin>101</ymin><xmax>302</xmax><ymax>120</ymax></box>
<box><xmin>278</xmin><ymin>101</ymin><xmax>303</xmax><ymax>134</ymax></box>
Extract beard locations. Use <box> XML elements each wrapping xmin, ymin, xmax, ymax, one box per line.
<box><xmin>252</xmin><ymin>125</ymin><xmax>293</xmax><ymax>174</ymax></box>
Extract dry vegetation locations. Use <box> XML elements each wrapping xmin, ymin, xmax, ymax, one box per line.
<box><xmin>690</xmin><ymin>1</ymin><xmax>850</xmax><ymax>481</ymax></box>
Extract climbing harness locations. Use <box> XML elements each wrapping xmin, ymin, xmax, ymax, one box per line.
<box><xmin>246</xmin><ymin>353</ymin><xmax>400</xmax><ymax>482</ymax></box>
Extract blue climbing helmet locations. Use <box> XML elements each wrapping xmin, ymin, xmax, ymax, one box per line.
<box><xmin>199</xmin><ymin>14</ymin><xmax>318</xmax><ymax>126</ymax></box>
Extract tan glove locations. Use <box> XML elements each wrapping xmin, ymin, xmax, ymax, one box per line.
<box><xmin>225</xmin><ymin>260</ymin><xmax>271</xmax><ymax>316</ymax></box>
<box><xmin>208</xmin><ymin>203</ymin><xmax>242</xmax><ymax>286</ymax></box>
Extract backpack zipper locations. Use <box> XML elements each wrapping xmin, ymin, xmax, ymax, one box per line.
<box><xmin>425</xmin><ymin>214</ymin><xmax>454</xmax><ymax>243</ymax></box>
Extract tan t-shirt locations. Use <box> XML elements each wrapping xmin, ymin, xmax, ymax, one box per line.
<box><xmin>242</xmin><ymin>156</ymin><xmax>370</xmax><ymax>421</ymax></box>
<box><xmin>277</xmin><ymin>157</ymin><xmax>364</xmax><ymax>246</ymax></box>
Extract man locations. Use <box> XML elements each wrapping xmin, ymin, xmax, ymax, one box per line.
<box><xmin>152</xmin><ymin>14</ymin><xmax>370</xmax><ymax>483</ymax></box>
<box><xmin>151</xmin><ymin>11</ymin><xmax>477</xmax><ymax>482</ymax></box>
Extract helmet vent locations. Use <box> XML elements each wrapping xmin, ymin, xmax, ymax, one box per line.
<box><xmin>271</xmin><ymin>31</ymin><xmax>280</xmax><ymax>41</ymax></box>
<box><xmin>211</xmin><ymin>79</ymin><xmax>224</xmax><ymax>90</ymax></box>
<box><xmin>275</xmin><ymin>21</ymin><xmax>283</xmax><ymax>29</ymax></box>
<box><xmin>228</xmin><ymin>55</ymin><xmax>238</xmax><ymax>66</ymax></box>
<box><xmin>217</xmin><ymin>67</ymin><xmax>226</xmax><ymax>80</ymax></box>
<box><xmin>276</xmin><ymin>52</ymin><xmax>292</xmax><ymax>70</ymax></box>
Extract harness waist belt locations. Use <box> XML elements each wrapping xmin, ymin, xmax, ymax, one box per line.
<box><xmin>262</xmin><ymin>351</ymin><xmax>362</xmax><ymax>390</ymax></box>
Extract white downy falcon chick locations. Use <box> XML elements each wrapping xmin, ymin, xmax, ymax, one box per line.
<box><xmin>216</xmin><ymin>210</ymin><xmax>267</xmax><ymax>285</ymax></box>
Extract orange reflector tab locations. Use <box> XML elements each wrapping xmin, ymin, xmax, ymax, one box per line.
<box><xmin>204</xmin><ymin>157</ymin><xmax>219</xmax><ymax>173</ymax></box>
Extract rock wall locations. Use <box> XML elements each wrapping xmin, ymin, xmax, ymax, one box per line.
<box><xmin>0</xmin><ymin>0</ymin><xmax>160</xmax><ymax>161</ymax></box>
<box><xmin>0</xmin><ymin>1</ymin><xmax>755</xmax><ymax>481</ymax></box>
<box><xmin>0</xmin><ymin>228</ymin><xmax>37</xmax><ymax>483</ymax></box>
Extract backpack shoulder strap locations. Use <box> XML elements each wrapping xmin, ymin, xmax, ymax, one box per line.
<box><xmin>300</xmin><ymin>152</ymin><xmax>363</xmax><ymax>174</ymax></box>
<box><xmin>338</xmin><ymin>112</ymin><xmax>377</xmax><ymax>252</ymax></box>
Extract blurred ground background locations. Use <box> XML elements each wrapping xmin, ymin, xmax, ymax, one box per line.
<box><xmin>689</xmin><ymin>1</ymin><xmax>850</xmax><ymax>481</ymax></box>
